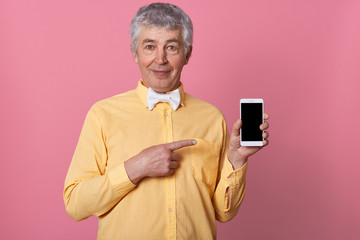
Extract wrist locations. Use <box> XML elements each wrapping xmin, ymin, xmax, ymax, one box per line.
<box><xmin>228</xmin><ymin>155</ymin><xmax>248</xmax><ymax>170</ymax></box>
<box><xmin>124</xmin><ymin>158</ymin><xmax>145</xmax><ymax>185</ymax></box>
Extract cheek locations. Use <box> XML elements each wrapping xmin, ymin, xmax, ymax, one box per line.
<box><xmin>170</xmin><ymin>58</ymin><xmax>186</xmax><ymax>72</ymax></box>
<box><xmin>137</xmin><ymin>54</ymin><xmax>154</xmax><ymax>68</ymax></box>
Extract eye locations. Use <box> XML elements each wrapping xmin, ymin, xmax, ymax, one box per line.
<box><xmin>145</xmin><ymin>45</ymin><xmax>154</xmax><ymax>50</ymax></box>
<box><xmin>167</xmin><ymin>45</ymin><xmax>177</xmax><ymax>51</ymax></box>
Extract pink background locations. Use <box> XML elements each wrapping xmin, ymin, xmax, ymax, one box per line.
<box><xmin>1</xmin><ymin>0</ymin><xmax>359</xmax><ymax>239</ymax></box>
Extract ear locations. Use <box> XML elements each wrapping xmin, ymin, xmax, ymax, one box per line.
<box><xmin>184</xmin><ymin>45</ymin><xmax>192</xmax><ymax>65</ymax></box>
<box><xmin>131</xmin><ymin>45</ymin><xmax>138</xmax><ymax>64</ymax></box>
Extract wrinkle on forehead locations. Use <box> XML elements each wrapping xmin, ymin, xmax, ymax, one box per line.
<box><xmin>138</xmin><ymin>25</ymin><xmax>182</xmax><ymax>43</ymax></box>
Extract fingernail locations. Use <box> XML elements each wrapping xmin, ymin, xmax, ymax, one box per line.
<box><xmin>192</xmin><ymin>140</ymin><xmax>197</xmax><ymax>145</ymax></box>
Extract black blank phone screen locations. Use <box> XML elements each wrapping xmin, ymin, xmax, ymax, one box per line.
<box><xmin>241</xmin><ymin>103</ymin><xmax>263</xmax><ymax>141</ymax></box>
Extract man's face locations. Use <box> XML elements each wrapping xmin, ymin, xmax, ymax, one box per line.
<box><xmin>132</xmin><ymin>25</ymin><xmax>191</xmax><ymax>93</ymax></box>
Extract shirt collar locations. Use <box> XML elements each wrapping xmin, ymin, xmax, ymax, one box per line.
<box><xmin>135</xmin><ymin>80</ymin><xmax>185</xmax><ymax>110</ymax></box>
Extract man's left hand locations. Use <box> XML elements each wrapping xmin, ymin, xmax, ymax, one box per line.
<box><xmin>227</xmin><ymin>113</ymin><xmax>270</xmax><ymax>169</ymax></box>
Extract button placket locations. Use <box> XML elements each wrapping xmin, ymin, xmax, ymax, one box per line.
<box><xmin>162</xmin><ymin>106</ymin><xmax>176</xmax><ymax>239</ymax></box>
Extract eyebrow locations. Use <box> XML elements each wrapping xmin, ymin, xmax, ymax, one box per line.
<box><xmin>142</xmin><ymin>38</ymin><xmax>180</xmax><ymax>45</ymax></box>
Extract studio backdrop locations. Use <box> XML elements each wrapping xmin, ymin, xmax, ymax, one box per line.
<box><xmin>1</xmin><ymin>0</ymin><xmax>359</xmax><ymax>239</ymax></box>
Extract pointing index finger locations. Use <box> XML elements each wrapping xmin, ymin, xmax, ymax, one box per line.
<box><xmin>167</xmin><ymin>139</ymin><xmax>197</xmax><ymax>151</ymax></box>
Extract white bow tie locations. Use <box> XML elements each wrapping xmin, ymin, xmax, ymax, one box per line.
<box><xmin>147</xmin><ymin>87</ymin><xmax>181</xmax><ymax>111</ymax></box>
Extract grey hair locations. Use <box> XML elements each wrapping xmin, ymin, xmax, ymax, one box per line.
<box><xmin>130</xmin><ymin>3</ymin><xmax>193</xmax><ymax>55</ymax></box>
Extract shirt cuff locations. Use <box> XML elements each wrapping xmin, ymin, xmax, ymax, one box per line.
<box><xmin>223</xmin><ymin>158</ymin><xmax>248</xmax><ymax>186</ymax></box>
<box><xmin>107</xmin><ymin>162</ymin><xmax>137</xmax><ymax>194</ymax></box>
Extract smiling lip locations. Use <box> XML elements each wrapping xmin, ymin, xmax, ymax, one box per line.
<box><xmin>152</xmin><ymin>70</ymin><xmax>171</xmax><ymax>76</ymax></box>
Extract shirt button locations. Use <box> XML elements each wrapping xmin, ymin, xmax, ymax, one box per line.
<box><xmin>165</xmin><ymin>112</ymin><xmax>168</xmax><ymax>116</ymax></box>
<box><xmin>169</xmin><ymin>208</ymin><xmax>173</xmax><ymax>212</ymax></box>
<box><xmin>168</xmin><ymin>176</ymin><xmax>172</xmax><ymax>179</ymax></box>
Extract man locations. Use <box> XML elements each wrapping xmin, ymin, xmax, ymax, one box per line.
<box><xmin>64</xmin><ymin>3</ymin><xmax>269</xmax><ymax>240</ymax></box>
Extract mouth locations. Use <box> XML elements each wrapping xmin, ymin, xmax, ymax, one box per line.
<box><xmin>152</xmin><ymin>70</ymin><xmax>171</xmax><ymax>76</ymax></box>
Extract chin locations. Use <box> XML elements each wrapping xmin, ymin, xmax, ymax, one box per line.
<box><xmin>143</xmin><ymin>77</ymin><xmax>179</xmax><ymax>92</ymax></box>
<box><xmin>152</xmin><ymin>81</ymin><xmax>174</xmax><ymax>91</ymax></box>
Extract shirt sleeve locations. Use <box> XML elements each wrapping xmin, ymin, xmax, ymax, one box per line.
<box><xmin>212</xmin><ymin>119</ymin><xmax>248</xmax><ymax>223</ymax></box>
<box><xmin>63</xmin><ymin>107</ymin><xmax>136</xmax><ymax>221</ymax></box>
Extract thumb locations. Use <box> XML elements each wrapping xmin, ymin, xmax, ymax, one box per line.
<box><xmin>231</xmin><ymin>119</ymin><xmax>241</xmax><ymax>138</ymax></box>
<box><xmin>229</xmin><ymin>119</ymin><xmax>241</xmax><ymax>149</ymax></box>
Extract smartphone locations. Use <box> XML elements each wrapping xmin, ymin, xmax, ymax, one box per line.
<box><xmin>240</xmin><ymin>98</ymin><xmax>264</xmax><ymax>146</ymax></box>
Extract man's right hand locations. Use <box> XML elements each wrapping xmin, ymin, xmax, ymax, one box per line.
<box><xmin>124</xmin><ymin>139</ymin><xmax>197</xmax><ymax>184</ymax></box>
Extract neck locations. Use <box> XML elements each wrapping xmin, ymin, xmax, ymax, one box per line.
<box><xmin>143</xmin><ymin>81</ymin><xmax>181</xmax><ymax>93</ymax></box>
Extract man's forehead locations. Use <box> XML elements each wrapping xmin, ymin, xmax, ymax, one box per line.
<box><xmin>138</xmin><ymin>25</ymin><xmax>182</xmax><ymax>42</ymax></box>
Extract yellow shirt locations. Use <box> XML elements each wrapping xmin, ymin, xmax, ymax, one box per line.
<box><xmin>64</xmin><ymin>81</ymin><xmax>248</xmax><ymax>240</ymax></box>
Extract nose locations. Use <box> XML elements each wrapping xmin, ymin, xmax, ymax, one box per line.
<box><xmin>155</xmin><ymin>48</ymin><xmax>168</xmax><ymax>64</ymax></box>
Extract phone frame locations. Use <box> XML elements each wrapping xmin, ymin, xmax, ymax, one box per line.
<box><xmin>240</xmin><ymin>98</ymin><xmax>264</xmax><ymax>146</ymax></box>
